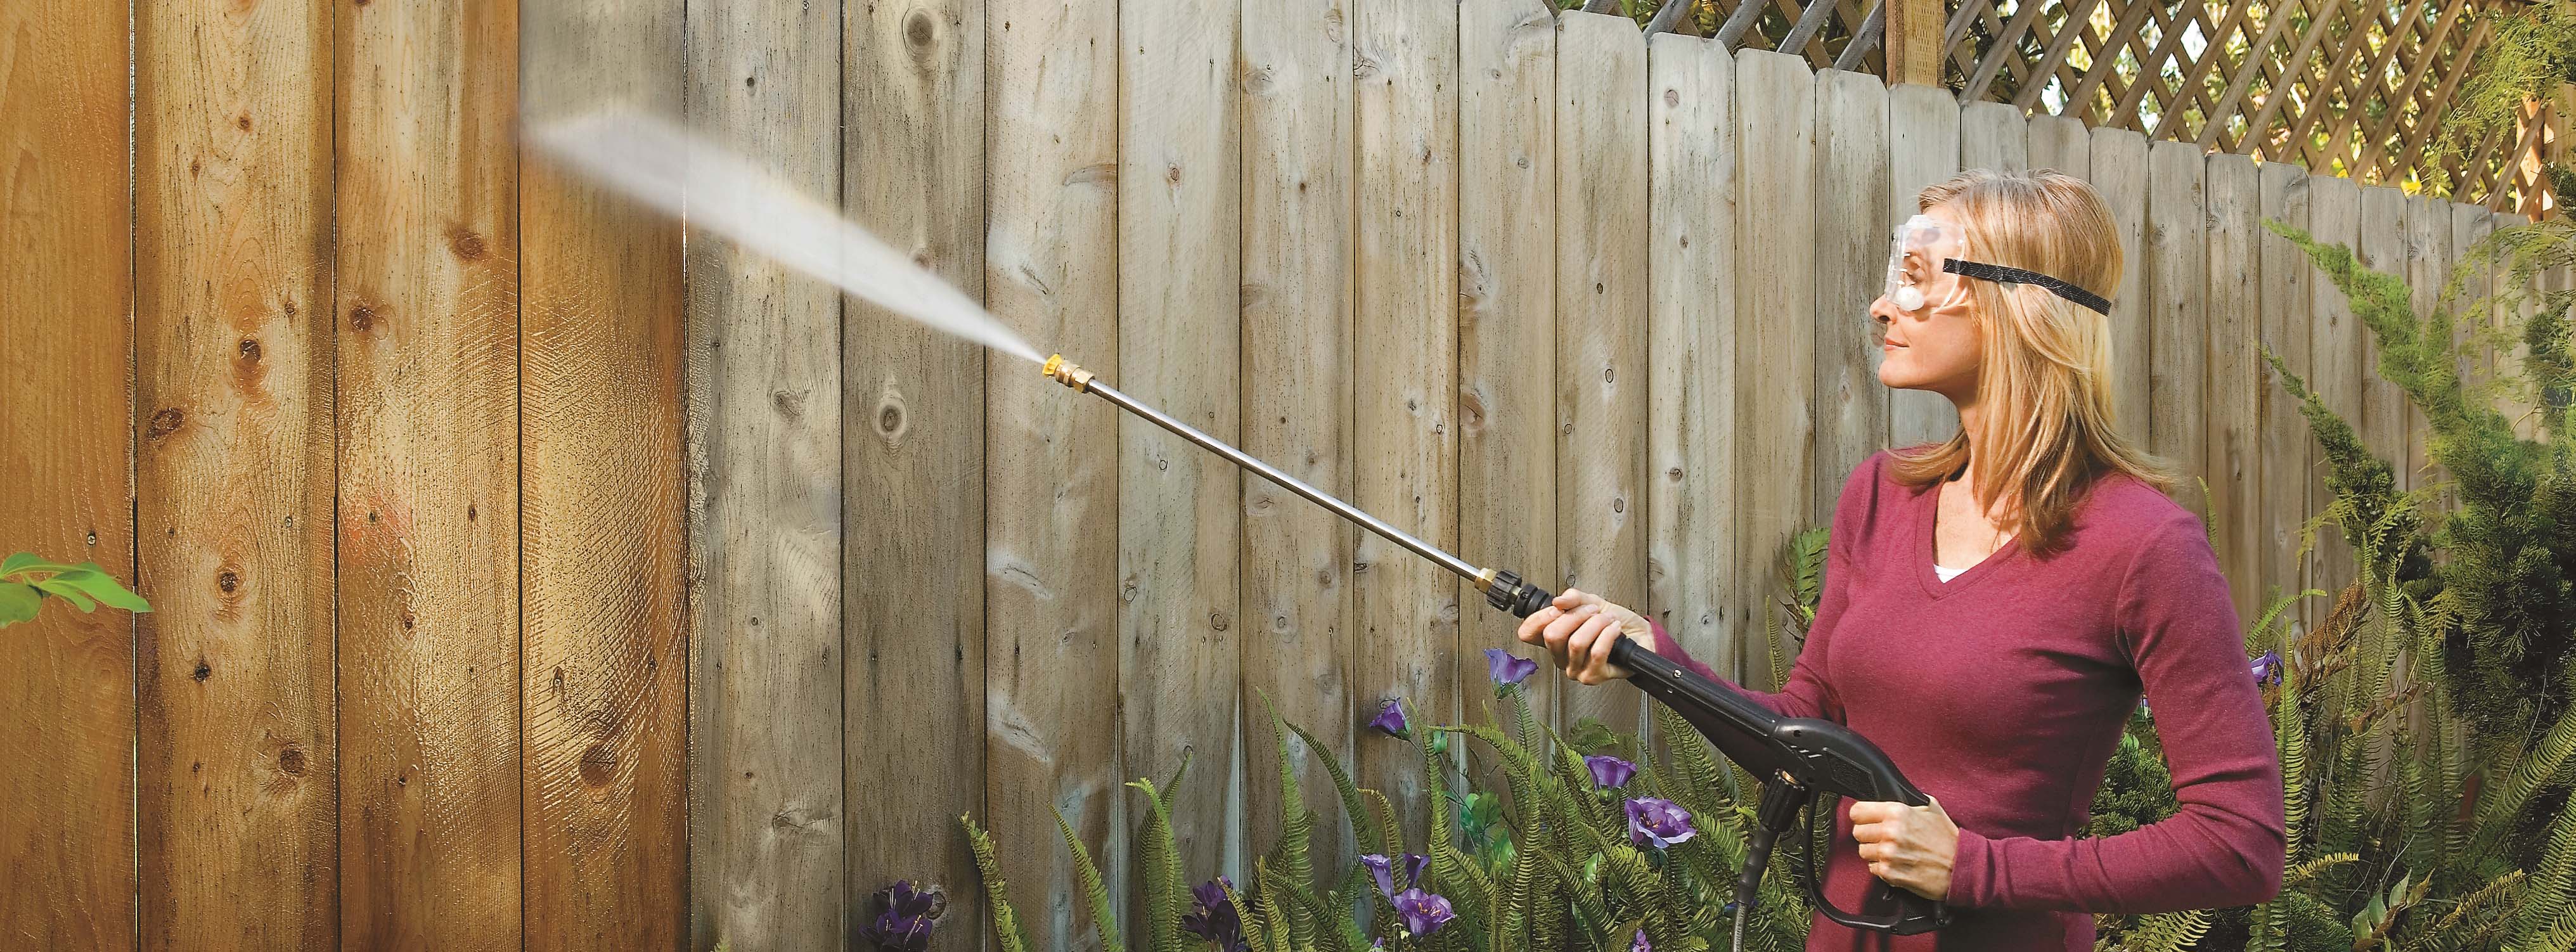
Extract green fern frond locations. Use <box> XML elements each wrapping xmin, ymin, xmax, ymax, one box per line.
<box><xmin>960</xmin><ymin>814</ymin><xmax>1036</xmax><ymax>952</ymax></box>
<box><xmin>1052</xmin><ymin>807</ymin><xmax>1123</xmax><ymax>952</ymax></box>
<box><xmin>1283</xmin><ymin>714</ymin><xmax>1388</xmax><ymax>856</ymax></box>
<box><xmin>2506</xmin><ymin>795</ymin><xmax>2576</xmax><ymax>949</ymax></box>
<box><xmin>1126</xmin><ymin>775</ymin><xmax>1187</xmax><ymax>952</ymax></box>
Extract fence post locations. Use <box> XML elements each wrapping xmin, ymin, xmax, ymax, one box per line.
<box><xmin>1884</xmin><ymin>0</ymin><xmax>1944</xmax><ymax>87</ymax></box>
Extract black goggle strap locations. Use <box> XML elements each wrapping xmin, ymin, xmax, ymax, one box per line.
<box><xmin>1941</xmin><ymin>259</ymin><xmax>2113</xmax><ymax>316</ymax></box>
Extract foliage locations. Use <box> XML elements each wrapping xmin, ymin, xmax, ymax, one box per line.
<box><xmin>2431</xmin><ymin>0</ymin><xmax>2576</xmax><ymax>195</ymax></box>
<box><xmin>0</xmin><ymin>552</ymin><xmax>148</xmax><ymax>628</ymax></box>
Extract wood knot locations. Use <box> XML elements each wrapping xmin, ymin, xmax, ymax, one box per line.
<box><xmin>278</xmin><ymin>747</ymin><xmax>306</xmax><ymax>775</ymax></box>
<box><xmin>579</xmin><ymin>743</ymin><xmax>617</xmax><ymax>787</ymax></box>
<box><xmin>238</xmin><ymin>338</ymin><xmax>261</xmax><ymax>363</ymax></box>
<box><xmin>147</xmin><ymin>408</ymin><xmax>184</xmax><ymax>442</ymax></box>
<box><xmin>904</xmin><ymin>10</ymin><xmax>937</xmax><ymax>50</ymax></box>
<box><xmin>876</xmin><ymin>400</ymin><xmax>905</xmax><ymax>438</ymax></box>
<box><xmin>236</xmin><ymin>113</ymin><xmax>252</xmax><ymax>131</ymax></box>
<box><xmin>1665</xmin><ymin>89</ymin><xmax>1680</xmax><ymax>107</ymax></box>
<box><xmin>448</xmin><ymin>226</ymin><xmax>488</xmax><ymax>261</ymax></box>
<box><xmin>191</xmin><ymin>660</ymin><xmax>212</xmax><ymax>682</ymax></box>
<box><xmin>216</xmin><ymin>569</ymin><xmax>239</xmax><ymax>593</ymax></box>
<box><xmin>771</xmin><ymin>390</ymin><xmax>804</xmax><ymax>420</ymax></box>
<box><xmin>348</xmin><ymin>304</ymin><xmax>377</xmax><ymax>331</ymax></box>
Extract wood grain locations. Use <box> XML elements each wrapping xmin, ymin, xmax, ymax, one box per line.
<box><xmin>519</xmin><ymin>1</ymin><xmax>688</xmax><ymax>947</ymax></box>
<box><xmin>1242</xmin><ymin>0</ymin><xmax>1357</xmax><ymax>877</ymax></box>
<box><xmin>2304</xmin><ymin>175</ymin><xmax>2362</xmax><ymax>614</ymax></box>
<box><xmin>2402</xmin><ymin>193</ymin><xmax>2445</xmax><ymax>495</ymax></box>
<box><xmin>1732</xmin><ymin>48</ymin><xmax>1817</xmax><ymax>687</ymax></box>
<box><xmin>2255</xmin><ymin>162</ymin><xmax>2316</xmax><ymax>636</ymax></box>
<box><xmin>2442</xmin><ymin>202</ymin><xmax>2493</xmax><ymax>501</ymax></box>
<box><xmin>982</xmin><ymin>0</ymin><xmax>1122</xmax><ymax>943</ymax></box>
<box><xmin>334</xmin><ymin>0</ymin><xmax>522</xmax><ymax>946</ymax></box>
<box><xmin>135</xmin><ymin>1</ymin><xmax>335</xmax><ymax>948</ymax></box>
<box><xmin>2026</xmin><ymin>113</ymin><xmax>2089</xmax><ymax>177</ymax></box>
<box><xmin>1961</xmin><ymin>100</ymin><xmax>2028</xmax><ymax>172</ymax></box>
<box><xmin>685</xmin><ymin>1</ymin><xmax>844</xmax><ymax>948</ymax></box>
<box><xmin>2203</xmin><ymin>154</ymin><xmax>2262</xmax><ymax>621</ymax></box>
<box><xmin>2491</xmin><ymin>212</ymin><xmax>2535</xmax><ymax>440</ymax></box>
<box><xmin>1645</xmin><ymin>34</ymin><xmax>1739</xmax><ymax>670</ymax></box>
<box><xmin>2089</xmin><ymin>127</ymin><xmax>2151</xmax><ymax>444</ymax></box>
<box><xmin>845</xmin><ymin>0</ymin><xmax>989</xmax><ymax>942</ymax></box>
<box><xmin>1121</xmin><ymin>0</ymin><xmax>1242</xmax><ymax>916</ymax></box>
<box><xmin>2146</xmin><ymin>140</ymin><xmax>2207</xmax><ymax>516</ymax></box>
<box><xmin>1355</xmin><ymin>0</ymin><xmax>1460</xmax><ymax>840</ymax></box>
<box><xmin>1555</xmin><ymin>10</ymin><xmax>1649</xmax><ymax>737</ymax></box>
<box><xmin>1886</xmin><ymin>84</ymin><xmax>1961</xmax><ymax>447</ymax></box>
<box><xmin>1815</xmin><ymin>69</ymin><xmax>1891</xmax><ymax>519</ymax></box>
<box><xmin>0</xmin><ymin>1</ymin><xmax>135</xmax><ymax>948</ymax></box>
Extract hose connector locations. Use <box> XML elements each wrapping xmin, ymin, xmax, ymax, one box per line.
<box><xmin>1041</xmin><ymin>354</ymin><xmax>1095</xmax><ymax>392</ymax></box>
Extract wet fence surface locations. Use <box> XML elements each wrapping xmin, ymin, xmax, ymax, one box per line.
<box><xmin>1</xmin><ymin>1</ymin><xmax>2563</xmax><ymax>950</ymax></box>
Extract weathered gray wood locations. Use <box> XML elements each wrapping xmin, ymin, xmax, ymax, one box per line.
<box><xmin>2255</xmin><ymin>162</ymin><xmax>2316</xmax><ymax>636</ymax></box>
<box><xmin>2026</xmin><ymin>113</ymin><xmax>2089</xmax><ymax>177</ymax></box>
<box><xmin>2305</xmin><ymin>175</ymin><xmax>2362</xmax><ymax>614</ymax></box>
<box><xmin>2404</xmin><ymin>194</ymin><xmax>2445</xmax><ymax>494</ymax></box>
<box><xmin>1815</xmin><ymin>69</ymin><xmax>1891</xmax><ymax>518</ymax></box>
<box><xmin>1645</xmin><ymin>32</ymin><xmax>1739</xmax><ymax>674</ymax></box>
<box><xmin>1961</xmin><ymin>100</ymin><xmax>2028</xmax><ymax>172</ymax></box>
<box><xmin>2145</xmin><ymin>140</ymin><xmax>2207</xmax><ymax>517</ymax></box>
<box><xmin>844</xmin><ymin>0</ymin><xmax>986</xmax><ymax>942</ymax></box>
<box><xmin>686</xmin><ymin>1</ymin><xmax>844</xmax><ymax>948</ymax></box>
<box><xmin>982</xmin><ymin>0</ymin><xmax>1121</xmax><ymax>942</ymax></box>
<box><xmin>1121</xmin><ymin>0</ymin><xmax>1242</xmax><ymax>914</ymax></box>
<box><xmin>1354</xmin><ymin>0</ymin><xmax>1460</xmax><ymax>846</ymax></box>
<box><xmin>2089</xmin><ymin>127</ymin><xmax>2152</xmax><ymax>444</ymax></box>
<box><xmin>1555</xmin><ymin>10</ymin><xmax>1649</xmax><ymax>734</ymax></box>
<box><xmin>2203</xmin><ymin>154</ymin><xmax>2262</xmax><ymax>622</ymax></box>
<box><xmin>1244</xmin><ymin>0</ymin><xmax>1357</xmax><ymax>883</ymax></box>
<box><xmin>1886</xmin><ymin>83</ymin><xmax>1960</xmax><ymax>449</ymax></box>
<box><xmin>2445</xmin><ymin>202</ymin><xmax>2494</xmax><ymax>502</ymax></box>
<box><xmin>1732</xmin><ymin>48</ymin><xmax>1817</xmax><ymax>686</ymax></box>
<box><xmin>2493</xmin><ymin>212</ymin><xmax>2536</xmax><ymax>440</ymax></box>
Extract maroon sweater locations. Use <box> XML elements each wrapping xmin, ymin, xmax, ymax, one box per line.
<box><xmin>1643</xmin><ymin>447</ymin><xmax>2284</xmax><ymax>950</ymax></box>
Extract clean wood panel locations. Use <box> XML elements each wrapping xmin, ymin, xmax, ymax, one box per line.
<box><xmin>518</xmin><ymin>1</ymin><xmax>688</xmax><ymax>946</ymax></box>
<box><xmin>1961</xmin><ymin>100</ymin><xmax>2028</xmax><ymax>172</ymax></box>
<box><xmin>1645</xmin><ymin>34</ymin><xmax>1738</xmax><ymax>668</ymax></box>
<box><xmin>2146</xmin><ymin>140</ymin><xmax>2208</xmax><ymax>516</ymax></box>
<box><xmin>2090</xmin><ymin>127</ymin><xmax>2152</xmax><ymax>444</ymax></box>
<box><xmin>2255</xmin><ymin>162</ymin><xmax>2315</xmax><ymax>635</ymax></box>
<box><xmin>1732</xmin><ymin>48</ymin><xmax>1816</xmax><ymax>686</ymax></box>
<box><xmin>1886</xmin><ymin>84</ymin><xmax>1960</xmax><ymax>447</ymax></box>
<box><xmin>2405</xmin><ymin>194</ymin><xmax>2445</xmax><ymax>493</ymax></box>
<box><xmin>2027</xmin><ymin>113</ymin><xmax>2090</xmax><ymax>177</ymax></box>
<box><xmin>2305</xmin><ymin>175</ymin><xmax>2362</xmax><ymax>615</ymax></box>
<box><xmin>2204</xmin><ymin>155</ymin><xmax>2262</xmax><ymax>620</ymax></box>
<box><xmin>1554</xmin><ymin>10</ymin><xmax>1649</xmax><ymax>735</ymax></box>
<box><xmin>0</xmin><ymin>1</ymin><xmax>134</xmax><ymax>947</ymax></box>
<box><xmin>686</xmin><ymin>1</ymin><xmax>842</xmax><ymax>948</ymax></box>
<box><xmin>1121</xmin><ymin>0</ymin><xmax>1243</xmax><ymax>910</ymax></box>
<box><xmin>334</xmin><ymin>0</ymin><xmax>522</xmax><ymax>946</ymax></box>
<box><xmin>134</xmin><ymin>0</ymin><xmax>335</xmax><ymax>948</ymax></box>
<box><xmin>1815</xmin><ymin>70</ymin><xmax>1890</xmax><ymax>518</ymax></box>
<box><xmin>844</xmin><ymin>0</ymin><xmax>988</xmax><ymax>941</ymax></box>
<box><xmin>1353</xmin><ymin>0</ymin><xmax>1459</xmax><ymax>846</ymax></box>
<box><xmin>982</xmin><ymin>0</ymin><xmax>1121</xmax><ymax>942</ymax></box>
<box><xmin>1242</xmin><ymin>0</ymin><xmax>1356</xmax><ymax>876</ymax></box>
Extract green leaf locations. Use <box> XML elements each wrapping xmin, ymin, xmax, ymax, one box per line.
<box><xmin>0</xmin><ymin>582</ymin><xmax>40</xmax><ymax>626</ymax></box>
<box><xmin>1</xmin><ymin>552</ymin><xmax>45</xmax><ymax>577</ymax></box>
<box><xmin>57</xmin><ymin>565</ymin><xmax>147</xmax><ymax>612</ymax></box>
<box><xmin>31</xmin><ymin>578</ymin><xmax>96</xmax><ymax>612</ymax></box>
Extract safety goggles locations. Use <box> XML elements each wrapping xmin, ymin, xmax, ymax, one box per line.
<box><xmin>1883</xmin><ymin>214</ymin><xmax>2113</xmax><ymax>316</ymax></box>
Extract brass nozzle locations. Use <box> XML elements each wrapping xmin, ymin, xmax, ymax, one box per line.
<box><xmin>1041</xmin><ymin>353</ymin><xmax>1095</xmax><ymax>392</ymax></box>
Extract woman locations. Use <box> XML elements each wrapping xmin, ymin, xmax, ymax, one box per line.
<box><xmin>1519</xmin><ymin>169</ymin><xmax>2286</xmax><ymax>950</ymax></box>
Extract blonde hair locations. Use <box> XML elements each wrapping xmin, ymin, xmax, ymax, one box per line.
<box><xmin>1887</xmin><ymin>167</ymin><xmax>2180</xmax><ymax>558</ymax></box>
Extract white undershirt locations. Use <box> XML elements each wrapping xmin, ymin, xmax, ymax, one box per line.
<box><xmin>1933</xmin><ymin>562</ymin><xmax>1968</xmax><ymax>582</ymax></box>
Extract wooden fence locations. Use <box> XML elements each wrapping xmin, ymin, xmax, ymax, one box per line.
<box><xmin>3</xmin><ymin>1</ymin><xmax>2569</xmax><ymax>951</ymax></box>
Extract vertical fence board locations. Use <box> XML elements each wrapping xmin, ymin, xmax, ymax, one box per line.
<box><xmin>135</xmin><ymin>0</ymin><xmax>335</xmax><ymax>948</ymax></box>
<box><xmin>2146</xmin><ymin>141</ymin><xmax>2207</xmax><ymax>515</ymax></box>
<box><xmin>1242</xmin><ymin>0</ymin><xmax>1357</xmax><ymax>877</ymax></box>
<box><xmin>2027</xmin><ymin>113</ymin><xmax>2089</xmax><ymax>177</ymax></box>
<box><xmin>2255</xmin><ymin>162</ymin><xmax>2315</xmax><ymax>635</ymax></box>
<box><xmin>0</xmin><ymin>1</ymin><xmax>134</xmax><ymax>948</ymax></box>
<box><xmin>1121</xmin><ymin>0</ymin><xmax>1244</xmax><ymax>911</ymax></box>
<box><xmin>2445</xmin><ymin>203</ymin><xmax>2494</xmax><ymax>501</ymax></box>
<box><xmin>335</xmin><ymin>0</ymin><xmax>522</xmax><ymax>946</ymax></box>
<box><xmin>1353</xmin><ymin>0</ymin><xmax>1460</xmax><ymax>844</ymax></box>
<box><xmin>1886</xmin><ymin>84</ymin><xmax>1959</xmax><ymax>447</ymax></box>
<box><xmin>844</xmin><ymin>0</ymin><xmax>988</xmax><ymax>941</ymax></box>
<box><xmin>2205</xmin><ymin>155</ymin><xmax>2261</xmax><ymax>621</ymax></box>
<box><xmin>2305</xmin><ymin>176</ymin><xmax>2363</xmax><ymax>614</ymax></box>
<box><xmin>519</xmin><ymin>1</ymin><xmax>689</xmax><ymax>946</ymax></box>
<box><xmin>2493</xmin><ymin>212</ymin><xmax>2536</xmax><ymax>439</ymax></box>
<box><xmin>1815</xmin><ymin>70</ymin><xmax>1890</xmax><ymax>518</ymax></box>
<box><xmin>1961</xmin><ymin>100</ymin><xmax>2028</xmax><ymax>172</ymax></box>
<box><xmin>1554</xmin><ymin>11</ymin><xmax>1649</xmax><ymax>735</ymax></box>
<box><xmin>984</xmin><ymin>0</ymin><xmax>1122</xmax><ymax>942</ymax></box>
<box><xmin>686</xmin><ymin>1</ymin><xmax>844</xmax><ymax>948</ymax></box>
<box><xmin>1646</xmin><ymin>34</ymin><xmax>1737</xmax><ymax>667</ymax></box>
<box><xmin>1732</xmin><ymin>48</ymin><xmax>1816</xmax><ymax>685</ymax></box>
<box><xmin>2090</xmin><ymin>127</ymin><xmax>2152</xmax><ymax>444</ymax></box>
<box><xmin>2358</xmin><ymin>187</ymin><xmax>2413</xmax><ymax>498</ymax></box>
<box><xmin>2404</xmin><ymin>195</ymin><xmax>2445</xmax><ymax>494</ymax></box>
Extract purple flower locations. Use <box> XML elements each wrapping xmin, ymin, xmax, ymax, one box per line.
<box><xmin>1359</xmin><ymin>851</ymin><xmax>1430</xmax><ymax>903</ymax></box>
<box><xmin>1484</xmin><ymin>648</ymin><xmax>1538</xmax><ymax>688</ymax></box>
<box><xmin>1625</xmin><ymin>797</ymin><xmax>1697</xmax><ymax>849</ymax></box>
<box><xmin>1585</xmin><ymin>754</ymin><xmax>1636</xmax><ymax>789</ymax></box>
<box><xmin>1632</xmin><ymin>927</ymin><xmax>1652</xmax><ymax>951</ymax></box>
<box><xmin>1392</xmin><ymin>887</ymin><xmax>1456</xmax><ymax>936</ymax></box>
<box><xmin>1368</xmin><ymin>698</ymin><xmax>1410</xmax><ymax>739</ymax></box>
<box><xmin>858</xmin><ymin>880</ymin><xmax>943</xmax><ymax>951</ymax></box>
<box><xmin>1181</xmin><ymin>876</ymin><xmax>1247</xmax><ymax>951</ymax></box>
<box><xmin>2251</xmin><ymin>650</ymin><xmax>2284</xmax><ymax>686</ymax></box>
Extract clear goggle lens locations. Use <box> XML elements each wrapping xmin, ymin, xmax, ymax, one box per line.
<box><xmin>1884</xmin><ymin>214</ymin><xmax>1970</xmax><ymax>312</ymax></box>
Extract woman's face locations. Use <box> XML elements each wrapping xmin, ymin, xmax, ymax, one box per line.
<box><xmin>1871</xmin><ymin>202</ymin><xmax>1981</xmax><ymax>400</ymax></box>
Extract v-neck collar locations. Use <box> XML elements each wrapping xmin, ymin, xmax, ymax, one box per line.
<box><xmin>1915</xmin><ymin>474</ymin><xmax>2022</xmax><ymax>600</ymax></box>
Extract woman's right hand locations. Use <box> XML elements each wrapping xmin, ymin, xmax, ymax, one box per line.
<box><xmin>1514</xmin><ymin>588</ymin><xmax>1649</xmax><ymax>685</ymax></box>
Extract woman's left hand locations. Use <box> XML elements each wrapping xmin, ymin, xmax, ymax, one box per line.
<box><xmin>1848</xmin><ymin>795</ymin><xmax>1961</xmax><ymax>901</ymax></box>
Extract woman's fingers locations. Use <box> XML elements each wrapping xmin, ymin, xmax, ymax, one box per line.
<box><xmin>1514</xmin><ymin>605</ymin><xmax>1560</xmax><ymax>646</ymax></box>
<box><xmin>1564</xmin><ymin>611</ymin><xmax>1620</xmax><ymax>683</ymax></box>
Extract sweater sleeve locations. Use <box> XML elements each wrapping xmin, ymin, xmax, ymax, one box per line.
<box><xmin>1942</xmin><ymin>510</ymin><xmax>2288</xmax><ymax>914</ymax></box>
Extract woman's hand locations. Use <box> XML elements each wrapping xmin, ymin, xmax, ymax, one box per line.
<box><xmin>1848</xmin><ymin>795</ymin><xmax>1961</xmax><ymax>902</ymax></box>
<box><xmin>1513</xmin><ymin>588</ymin><xmax>1651</xmax><ymax>685</ymax></box>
